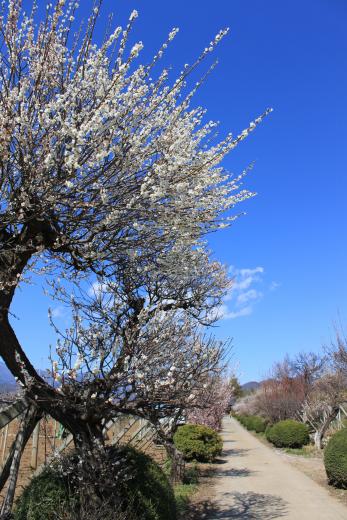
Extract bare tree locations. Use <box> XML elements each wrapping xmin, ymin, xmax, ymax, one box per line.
<box><xmin>329</xmin><ymin>332</ymin><xmax>347</xmax><ymax>380</ymax></box>
<box><xmin>301</xmin><ymin>373</ymin><xmax>346</xmax><ymax>449</ymax></box>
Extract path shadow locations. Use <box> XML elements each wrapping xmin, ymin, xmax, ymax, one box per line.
<box><xmin>219</xmin><ymin>468</ymin><xmax>256</xmax><ymax>478</ymax></box>
<box><xmin>189</xmin><ymin>492</ymin><xmax>288</xmax><ymax>519</ymax></box>
<box><xmin>222</xmin><ymin>448</ymin><xmax>250</xmax><ymax>457</ymax></box>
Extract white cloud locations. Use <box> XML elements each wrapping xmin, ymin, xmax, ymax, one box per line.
<box><xmin>219</xmin><ymin>266</ymin><xmax>265</xmax><ymax>320</ymax></box>
<box><xmin>236</xmin><ymin>288</ymin><xmax>261</xmax><ymax>306</ymax></box>
<box><xmin>51</xmin><ymin>306</ymin><xmax>65</xmax><ymax>318</ymax></box>
<box><xmin>269</xmin><ymin>281</ymin><xmax>280</xmax><ymax>291</ymax></box>
<box><xmin>222</xmin><ymin>306</ymin><xmax>253</xmax><ymax>319</ymax></box>
<box><xmin>88</xmin><ymin>281</ymin><xmax>109</xmax><ymax>297</ymax></box>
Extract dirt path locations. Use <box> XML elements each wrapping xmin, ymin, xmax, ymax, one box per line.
<box><xmin>197</xmin><ymin>416</ymin><xmax>347</xmax><ymax>519</ymax></box>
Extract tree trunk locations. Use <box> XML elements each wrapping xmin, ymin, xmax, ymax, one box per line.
<box><xmin>72</xmin><ymin>424</ymin><xmax>111</xmax><ymax>510</ymax></box>
<box><xmin>314</xmin><ymin>408</ymin><xmax>339</xmax><ymax>449</ymax></box>
<box><xmin>0</xmin><ymin>405</ymin><xmax>40</xmax><ymax>518</ymax></box>
<box><xmin>163</xmin><ymin>440</ymin><xmax>185</xmax><ymax>484</ymax></box>
<box><xmin>0</xmin><ymin>406</ymin><xmax>42</xmax><ymax>494</ymax></box>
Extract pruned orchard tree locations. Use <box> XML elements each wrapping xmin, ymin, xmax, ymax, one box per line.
<box><xmin>300</xmin><ymin>335</ymin><xmax>347</xmax><ymax>449</ymax></box>
<box><xmin>47</xmin><ymin>269</ymin><xmax>229</xmax><ymax>483</ymax></box>
<box><xmin>0</xmin><ymin>0</ymin><xmax>270</xmax><ymax>510</ymax></box>
<box><xmin>301</xmin><ymin>371</ymin><xmax>346</xmax><ymax>449</ymax></box>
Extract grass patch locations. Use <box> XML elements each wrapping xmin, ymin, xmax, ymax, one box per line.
<box><xmin>174</xmin><ymin>482</ymin><xmax>198</xmax><ymax>517</ymax></box>
<box><xmin>283</xmin><ymin>444</ymin><xmax>320</xmax><ymax>457</ymax></box>
<box><xmin>174</xmin><ymin>462</ymin><xmax>199</xmax><ymax>517</ymax></box>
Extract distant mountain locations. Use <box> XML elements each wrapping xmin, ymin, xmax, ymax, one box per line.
<box><xmin>241</xmin><ymin>381</ymin><xmax>261</xmax><ymax>393</ymax></box>
<box><xmin>0</xmin><ymin>362</ymin><xmax>18</xmax><ymax>393</ymax></box>
<box><xmin>0</xmin><ymin>362</ymin><xmax>54</xmax><ymax>394</ymax></box>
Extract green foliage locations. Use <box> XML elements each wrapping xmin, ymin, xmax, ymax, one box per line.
<box><xmin>174</xmin><ymin>463</ymin><xmax>199</xmax><ymax>517</ymax></box>
<box><xmin>235</xmin><ymin>415</ymin><xmax>267</xmax><ymax>433</ymax></box>
<box><xmin>246</xmin><ymin>416</ymin><xmax>267</xmax><ymax>433</ymax></box>
<box><xmin>14</xmin><ymin>468</ymin><xmax>75</xmax><ymax>520</ymax></box>
<box><xmin>229</xmin><ymin>377</ymin><xmax>243</xmax><ymax>399</ymax></box>
<box><xmin>174</xmin><ymin>483</ymin><xmax>198</xmax><ymax>518</ymax></box>
<box><xmin>14</xmin><ymin>447</ymin><xmax>176</xmax><ymax>520</ymax></box>
<box><xmin>283</xmin><ymin>445</ymin><xmax>317</xmax><ymax>457</ymax></box>
<box><xmin>265</xmin><ymin>423</ymin><xmax>273</xmax><ymax>438</ymax></box>
<box><xmin>119</xmin><ymin>447</ymin><xmax>176</xmax><ymax>520</ymax></box>
<box><xmin>236</xmin><ymin>415</ymin><xmax>249</xmax><ymax>427</ymax></box>
<box><xmin>173</xmin><ymin>424</ymin><xmax>222</xmax><ymax>462</ymax></box>
<box><xmin>324</xmin><ymin>429</ymin><xmax>347</xmax><ymax>488</ymax></box>
<box><xmin>266</xmin><ymin>420</ymin><xmax>310</xmax><ymax>448</ymax></box>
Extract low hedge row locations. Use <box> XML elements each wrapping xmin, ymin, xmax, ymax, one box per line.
<box><xmin>234</xmin><ymin>414</ymin><xmax>267</xmax><ymax>433</ymax></box>
<box><xmin>235</xmin><ymin>413</ymin><xmax>347</xmax><ymax>490</ymax></box>
<box><xmin>235</xmin><ymin>415</ymin><xmax>309</xmax><ymax>449</ymax></box>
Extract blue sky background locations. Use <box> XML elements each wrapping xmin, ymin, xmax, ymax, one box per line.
<box><xmin>10</xmin><ymin>0</ymin><xmax>347</xmax><ymax>383</ymax></box>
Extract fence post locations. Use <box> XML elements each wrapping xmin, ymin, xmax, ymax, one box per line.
<box><xmin>31</xmin><ymin>422</ymin><xmax>40</xmax><ymax>469</ymax></box>
<box><xmin>1</xmin><ymin>424</ymin><xmax>9</xmax><ymax>467</ymax></box>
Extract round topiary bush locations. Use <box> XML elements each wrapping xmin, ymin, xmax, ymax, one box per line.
<box><xmin>324</xmin><ymin>428</ymin><xmax>347</xmax><ymax>488</ymax></box>
<box><xmin>265</xmin><ymin>423</ymin><xmax>273</xmax><ymax>440</ymax></box>
<box><xmin>266</xmin><ymin>420</ymin><xmax>309</xmax><ymax>448</ymax></box>
<box><xmin>14</xmin><ymin>446</ymin><xmax>176</xmax><ymax>520</ymax></box>
<box><xmin>173</xmin><ymin>424</ymin><xmax>222</xmax><ymax>462</ymax></box>
<box><xmin>14</xmin><ymin>467</ymin><xmax>74</xmax><ymax>520</ymax></box>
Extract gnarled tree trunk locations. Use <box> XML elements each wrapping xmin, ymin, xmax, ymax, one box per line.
<box><xmin>314</xmin><ymin>407</ymin><xmax>339</xmax><ymax>449</ymax></box>
<box><xmin>0</xmin><ymin>404</ymin><xmax>41</xmax><ymax>518</ymax></box>
<box><xmin>162</xmin><ymin>439</ymin><xmax>185</xmax><ymax>484</ymax></box>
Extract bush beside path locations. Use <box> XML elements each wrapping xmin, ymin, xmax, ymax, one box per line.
<box><xmin>195</xmin><ymin>416</ymin><xmax>347</xmax><ymax>519</ymax></box>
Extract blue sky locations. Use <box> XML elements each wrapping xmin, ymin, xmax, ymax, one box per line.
<box><xmin>11</xmin><ymin>0</ymin><xmax>347</xmax><ymax>382</ymax></box>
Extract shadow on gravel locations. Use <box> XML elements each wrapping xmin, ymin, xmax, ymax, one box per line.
<box><xmin>219</xmin><ymin>468</ymin><xmax>256</xmax><ymax>478</ymax></box>
<box><xmin>222</xmin><ymin>448</ymin><xmax>251</xmax><ymax>457</ymax></box>
<box><xmin>189</xmin><ymin>491</ymin><xmax>288</xmax><ymax>519</ymax></box>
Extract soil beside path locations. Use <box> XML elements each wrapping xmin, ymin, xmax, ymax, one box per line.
<box><xmin>193</xmin><ymin>416</ymin><xmax>347</xmax><ymax>519</ymax></box>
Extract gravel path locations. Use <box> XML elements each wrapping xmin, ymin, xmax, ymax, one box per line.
<box><xmin>202</xmin><ymin>416</ymin><xmax>347</xmax><ymax>519</ymax></box>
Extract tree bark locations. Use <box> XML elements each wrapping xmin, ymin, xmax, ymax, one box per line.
<box><xmin>72</xmin><ymin>423</ymin><xmax>109</xmax><ymax>509</ymax></box>
<box><xmin>314</xmin><ymin>407</ymin><xmax>339</xmax><ymax>449</ymax></box>
<box><xmin>0</xmin><ymin>406</ymin><xmax>42</xmax><ymax>494</ymax></box>
<box><xmin>163</xmin><ymin>439</ymin><xmax>185</xmax><ymax>484</ymax></box>
<box><xmin>0</xmin><ymin>405</ymin><xmax>41</xmax><ymax>518</ymax></box>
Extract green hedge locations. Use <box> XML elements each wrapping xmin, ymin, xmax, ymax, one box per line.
<box><xmin>14</xmin><ymin>467</ymin><xmax>74</xmax><ymax>520</ymax></box>
<box><xmin>324</xmin><ymin>429</ymin><xmax>347</xmax><ymax>488</ymax></box>
<box><xmin>235</xmin><ymin>415</ymin><xmax>267</xmax><ymax>433</ymax></box>
<box><xmin>173</xmin><ymin>424</ymin><xmax>222</xmax><ymax>462</ymax></box>
<box><xmin>14</xmin><ymin>446</ymin><xmax>176</xmax><ymax>520</ymax></box>
<box><xmin>246</xmin><ymin>416</ymin><xmax>267</xmax><ymax>433</ymax></box>
<box><xmin>266</xmin><ymin>420</ymin><xmax>309</xmax><ymax>448</ymax></box>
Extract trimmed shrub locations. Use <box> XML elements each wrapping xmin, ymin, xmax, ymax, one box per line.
<box><xmin>324</xmin><ymin>429</ymin><xmax>347</xmax><ymax>488</ymax></box>
<box><xmin>14</xmin><ymin>468</ymin><xmax>74</xmax><ymax>520</ymax></box>
<box><xmin>173</xmin><ymin>424</ymin><xmax>222</xmax><ymax>462</ymax></box>
<box><xmin>240</xmin><ymin>416</ymin><xmax>250</xmax><ymax>428</ymax></box>
<box><xmin>265</xmin><ymin>423</ymin><xmax>273</xmax><ymax>439</ymax></box>
<box><xmin>247</xmin><ymin>416</ymin><xmax>267</xmax><ymax>433</ymax></box>
<box><xmin>238</xmin><ymin>415</ymin><xmax>249</xmax><ymax>427</ymax></box>
<box><xmin>237</xmin><ymin>415</ymin><xmax>267</xmax><ymax>433</ymax></box>
<box><xmin>266</xmin><ymin>420</ymin><xmax>309</xmax><ymax>448</ymax></box>
<box><xmin>121</xmin><ymin>447</ymin><xmax>176</xmax><ymax>520</ymax></box>
<box><xmin>14</xmin><ymin>447</ymin><xmax>176</xmax><ymax>520</ymax></box>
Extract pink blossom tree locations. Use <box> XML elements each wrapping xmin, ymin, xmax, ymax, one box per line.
<box><xmin>187</xmin><ymin>376</ymin><xmax>232</xmax><ymax>431</ymax></box>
